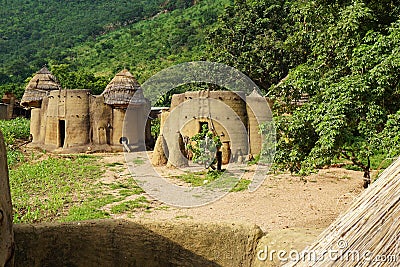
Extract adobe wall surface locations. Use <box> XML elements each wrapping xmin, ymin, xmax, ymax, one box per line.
<box><xmin>246</xmin><ymin>95</ymin><xmax>273</xmax><ymax>156</ymax></box>
<box><xmin>165</xmin><ymin>91</ymin><xmax>250</xmax><ymax>164</ymax></box>
<box><xmin>29</xmin><ymin>108</ymin><xmax>41</xmax><ymax>143</ymax></box>
<box><xmin>27</xmin><ymin>89</ymin><xmax>152</xmax><ymax>153</ymax></box>
<box><xmin>89</xmin><ymin>96</ymin><xmax>112</xmax><ymax>146</ymax></box>
<box><xmin>151</xmin><ymin>111</ymin><xmax>170</xmax><ymax>166</ymax></box>
<box><xmin>30</xmin><ymin>96</ymin><xmax>49</xmax><ymax>145</ymax></box>
<box><xmin>0</xmin><ymin>104</ymin><xmax>8</xmax><ymax>120</ymax></box>
<box><xmin>253</xmin><ymin>228</ymin><xmax>322</xmax><ymax>267</ymax></box>
<box><xmin>171</xmin><ymin>91</ymin><xmax>248</xmax><ymax>128</ymax></box>
<box><xmin>123</xmin><ymin>101</ymin><xmax>152</xmax><ymax>150</ymax></box>
<box><xmin>13</xmin><ymin>220</ymin><xmax>263</xmax><ymax>267</ymax></box>
<box><xmin>36</xmin><ymin>90</ymin><xmax>92</xmax><ymax>149</ymax></box>
<box><xmin>63</xmin><ymin>90</ymin><xmax>91</xmax><ymax>147</ymax></box>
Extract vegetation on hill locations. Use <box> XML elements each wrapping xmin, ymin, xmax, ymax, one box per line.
<box><xmin>0</xmin><ymin>0</ymin><xmax>199</xmax><ymax>96</ymax></box>
<box><xmin>53</xmin><ymin>0</ymin><xmax>229</xmax><ymax>88</ymax></box>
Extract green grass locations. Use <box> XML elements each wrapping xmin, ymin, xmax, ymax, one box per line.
<box><xmin>61</xmin><ymin>195</ymin><xmax>117</xmax><ymax>222</ymax></box>
<box><xmin>132</xmin><ymin>158</ymin><xmax>145</xmax><ymax>165</ymax></box>
<box><xmin>174</xmin><ymin>170</ymin><xmax>250</xmax><ymax>192</ymax></box>
<box><xmin>119</xmin><ymin>189</ymin><xmax>143</xmax><ymax>197</ymax></box>
<box><xmin>175</xmin><ymin>170</ymin><xmax>223</xmax><ymax>186</ymax></box>
<box><xmin>109</xmin><ymin>182</ymin><xmax>130</xmax><ymax>190</ymax></box>
<box><xmin>155</xmin><ymin>206</ymin><xmax>170</xmax><ymax>211</ymax></box>
<box><xmin>176</xmin><ymin>172</ymin><xmax>206</xmax><ymax>186</ymax></box>
<box><xmin>107</xmin><ymin>178</ymin><xmax>144</xmax><ymax>195</ymax></box>
<box><xmin>0</xmin><ymin>118</ymin><xmax>30</xmax><ymax>143</ymax></box>
<box><xmin>9</xmin><ymin>155</ymin><xmax>106</xmax><ymax>223</ymax></box>
<box><xmin>110</xmin><ymin>196</ymin><xmax>149</xmax><ymax>214</ymax></box>
<box><xmin>0</xmin><ymin>118</ymin><xmax>30</xmax><ymax>166</ymax></box>
<box><xmin>230</xmin><ymin>179</ymin><xmax>251</xmax><ymax>192</ymax></box>
<box><xmin>369</xmin><ymin>153</ymin><xmax>394</xmax><ymax>170</ymax></box>
<box><xmin>339</xmin><ymin>175</ymin><xmax>351</xmax><ymax>180</ymax></box>
<box><xmin>104</xmin><ymin>162</ymin><xmax>124</xmax><ymax>167</ymax></box>
<box><xmin>9</xmin><ymin>150</ymin><xmax>154</xmax><ymax>223</ymax></box>
<box><xmin>247</xmin><ymin>154</ymin><xmax>260</xmax><ymax>166</ymax></box>
<box><xmin>336</xmin><ymin>151</ymin><xmax>395</xmax><ymax>172</ymax></box>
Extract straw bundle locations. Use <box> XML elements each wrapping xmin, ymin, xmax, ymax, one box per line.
<box><xmin>284</xmin><ymin>158</ymin><xmax>400</xmax><ymax>266</ymax></box>
<box><xmin>21</xmin><ymin>67</ymin><xmax>61</xmax><ymax>107</ymax></box>
<box><xmin>102</xmin><ymin>69</ymin><xmax>141</xmax><ymax>106</ymax></box>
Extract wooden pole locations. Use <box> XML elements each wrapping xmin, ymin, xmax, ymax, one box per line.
<box><xmin>216</xmin><ymin>151</ymin><xmax>222</xmax><ymax>171</ymax></box>
<box><xmin>0</xmin><ymin>130</ymin><xmax>14</xmax><ymax>267</ymax></box>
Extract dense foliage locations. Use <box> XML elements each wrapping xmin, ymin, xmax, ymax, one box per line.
<box><xmin>187</xmin><ymin>124</ymin><xmax>222</xmax><ymax>169</ymax></box>
<box><xmin>207</xmin><ymin>0</ymin><xmax>295</xmax><ymax>91</ymax></box>
<box><xmin>0</xmin><ymin>118</ymin><xmax>30</xmax><ymax>165</ymax></box>
<box><xmin>209</xmin><ymin>0</ymin><xmax>400</xmax><ymax>181</ymax></box>
<box><xmin>0</xmin><ymin>0</ymin><xmax>207</xmax><ymax>97</ymax></box>
<box><xmin>62</xmin><ymin>0</ymin><xmax>229</xmax><ymax>85</ymax></box>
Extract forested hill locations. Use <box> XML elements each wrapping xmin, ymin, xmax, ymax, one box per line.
<box><xmin>63</xmin><ymin>0</ymin><xmax>230</xmax><ymax>90</ymax></box>
<box><xmin>0</xmin><ymin>0</ymin><xmax>227</xmax><ymax>97</ymax></box>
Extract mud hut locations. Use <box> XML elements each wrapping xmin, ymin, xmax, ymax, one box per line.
<box><xmin>102</xmin><ymin>69</ymin><xmax>151</xmax><ymax>150</ymax></box>
<box><xmin>102</xmin><ymin>69</ymin><xmax>141</xmax><ymax>106</ymax></box>
<box><xmin>21</xmin><ymin>68</ymin><xmax>151</xmax><ymax>152</ymax></box>
<box><xmin>21</xmin><ymin>67</ymin><xmax>61</xmax><ymax>108</ymax></box>
<box><xmin>152</xmin><ymin>90</ymin><xmax>272</xmax><ymax>166</ymax></box>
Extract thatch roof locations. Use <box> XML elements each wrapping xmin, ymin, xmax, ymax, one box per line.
<box><xmin>102</xmin><ymin>69</ymin><xmax>142</xmax><ymax>106</ymax></box>
<box><xmin>129</xmin><ymin>88</ymin><xmax>149</xmax><ymax>107</ymax></box>
<box><xmin>284</xmin><ymin>157</ymin><xmax>400</xmax><ymax>266</ymax></box>
<box><xmin>21</xmin><ymin>67</ymin><xmax>61</xmax><ymax>107</ymax></box>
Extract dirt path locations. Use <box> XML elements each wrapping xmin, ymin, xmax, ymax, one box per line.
<box><xmin>99</xmin><ymin>153</ymin><xmax>364</xmax><ymax>232</ymax></box>
<box><xmin>135</xmin><ymin>169</ymin><xmax>363</xmax><ymax>232</ymax></box>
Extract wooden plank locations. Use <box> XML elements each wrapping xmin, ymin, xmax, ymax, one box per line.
<box><xmin>283</xmin><ymin>157</ymin><xmax>400</xmax><ymax>266</ymax></box>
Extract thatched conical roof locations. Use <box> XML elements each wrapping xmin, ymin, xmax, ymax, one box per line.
<box><xmin>21</xmin><ymin>67</ymin><xmax>61</xmax><ymax>107</ymax></box>
<box><xmin>284</xmin><ymin>157</ymin><xmax>400</xmax><ymax>266</ymax></box>
<box><xmin>102</xmin><ymin>69</ymin><xmax>142</xmax><ymax>107</ymax></box>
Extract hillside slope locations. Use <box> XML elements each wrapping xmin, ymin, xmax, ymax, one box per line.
<box><xmin>64</xmin><ymin>0</ymin><xmax>230</xmax><ymax>84</ymax></box>
<box><xmin>0</xmin><ymin>0</ymin><xmax>209</xmax><ymax>97</ymax></box>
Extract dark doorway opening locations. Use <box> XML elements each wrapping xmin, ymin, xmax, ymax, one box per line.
<box><xmin>199</xmin><ymin>121</ymin><xmax>209</xmax><ymax>132</ymax></box>
<box><xmin>119</xmin><ymin>137</ymin><xmax>128</xmax><ymax>144</ymax></box>
<box><xmin>59</xmin><ymin>120</ymin><xmax>65</xmax><ymax>147</ymax></box>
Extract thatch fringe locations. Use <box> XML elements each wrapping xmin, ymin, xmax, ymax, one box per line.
<box><xmin>283</xmin><ymin>157</ymin><xmax>400</xmax><ymax>266</ymax></box>
<box><xmin>21</xmin><ymin>67</ymin><xmax>61</xmax><ymax>106</ymax></box>
<box><xmin>102</xmin><ymin>69</ymin><xmax>141</xmax><ymax>106</ymax></box>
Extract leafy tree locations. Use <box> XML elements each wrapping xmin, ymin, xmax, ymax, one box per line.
<box><xmin>0</xmin><ymin>0</ymin><xmax>202</xmax><ymax>97</ymax></box>
<box><xmin>207</xmin><ymin>0</ymin><xmax>294</xmax><ymax>92</ymax></box>
<box><xmin>379</xmin><ymin>110</ymin><xmax>400</xmax><ymax>158</ymax></box>
<box><xmin>272</xmin><ymin>1</ymin><xmax>400</xmax><ymax>185</ymax></box>
<box><xmin>68</xmin><ymin>0</ymin><xmax>228</xmax><ymax>85</ymax></box>
<box><xmin>187</xmin><ymin>124</ymin><xmax>222</xmax><ymax>169</ymax></box>
<box><xmin>208</xmin><ymin>0</ymin><xmax>400</xmax><ymax>183</ymax></box>
<box><xmin>50</xmin><ymin>64</ymin><xmax>110</xmax><ymax>94</ymax></box>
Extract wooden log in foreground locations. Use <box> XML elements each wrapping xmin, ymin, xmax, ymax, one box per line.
<box><xmin>284</xmin><ymin>157</ymin><xmax>400</xmax><ymax>267</ymax></box>
<box><xmin>0</xmin><ymin>130</ymin><xmax>14</xmax><ymax>267</ymax></box>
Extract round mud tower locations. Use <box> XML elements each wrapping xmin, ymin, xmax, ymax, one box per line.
<box><xmin>151</xmin><ymin>134</ymin><xmax>168</xmax><ymax>166</ymax></box>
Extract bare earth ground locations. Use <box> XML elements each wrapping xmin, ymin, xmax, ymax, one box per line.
<box><xmin>99</xmin><ymin>152</ymin><xmax>365</xmax><ymax>233</ymax></box>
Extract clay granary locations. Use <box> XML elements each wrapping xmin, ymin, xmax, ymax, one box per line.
<box><xmin>21</xmin><ymin>67</ymin><xmax>151</xmax><ymax>152</ymax></box>
<box><xmin>152</xmin><ymin>90</ymin><xmax>272</xmax><ymax>167</ymax></box>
